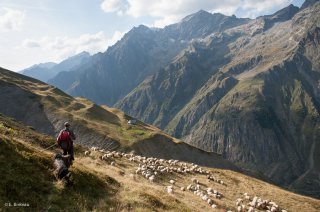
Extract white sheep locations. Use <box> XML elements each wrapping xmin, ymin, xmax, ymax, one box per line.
<box><xmin>149</xmin><ymin>175</ymin><xmax>155</xmax><ymax>182</ymax></box>
<box><xmin>169</xmin><ymin>180</ymin><xmax>175</xmax><ymax>185</ymax></box>
<box><xmin>187</xmin><ymin>184</ymin><xmax>193</xmax><ymax>191</ymax></box>
<box><xmin>236</xmin><ymin>198</ymin><xmax>244</xmax><ymax>207</ymax></box>
<box><xmin>244</xmin><ymin>194</ymin><xmax>251</xmax><ymax>200</ymax></box>
<box><xmin>248</xmin><ymin>206</ymin><xmax>254</xmax><ymax>212</ymax></box>
<box><xmin>202</xmin><ymin>195</ymin><xmax>208</xmax><ymax>201</ymax></box>
<box><xmin>271</xmin><ymin>206</ymin><xmax>277</xmax><ymax>212</ymax></box>
<box><xmin>250</xmin><ymin>196</ymin><xmax>258</xmax><ymax>207</ymax></box>
<box><xmin>237</xmin><ymin>206</ymin><xmax>242</xmax><ymax>212</ymax></box>
<box><xmin>91</xmin><ymin>146</ymin><xmax>98</xmax><ymax>151</ymax></box>
<box><xmin>167</xmin><ymin>186</ymin><xmax>173</xmax><ymax>194</ymax></box>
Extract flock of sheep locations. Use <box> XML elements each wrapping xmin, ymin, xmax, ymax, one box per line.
<box><xmin>184</xmin><ymin>179</ymin><xmax>224</xmax><ymax>209</ymax></box>
<box><xmin>84</xmin><ymin>147</ymin><xmax>287</xmax><ymax>212</ymax></box>
<box><xmin>235</xmin><ymin>194</ymin><xmax>287</xmax><ymax>212</ymax></box>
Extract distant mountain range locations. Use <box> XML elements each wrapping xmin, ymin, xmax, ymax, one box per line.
<box><xmin>20</xmin><ymin>51</ymin><xmax>90</xmax><ymax>82</ymax></box>
<box><xmin>20</xmin><ymin>0</ymin><xmax>320</xmax><ymax>198</ymax></box>
<box><xmin>47</xmin><ymin>10</ymin><xmax>249</xmax><ymax>105</ymax></box>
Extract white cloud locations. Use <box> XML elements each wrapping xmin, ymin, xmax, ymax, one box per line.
<box><xmin>100</xmin><ymin>0</ymin><xmax>294</xmax><ymax>27</ymax></box>
<box><xmin>238</xmin><ymin>0</ymin><xmax>292</xmax><ymax>18</ymax></box>
<box><xmin>152</xmin><ymin>15</ymin><xmax>182</xmax><ymax>28</ymax></box>
<box><xmin>21</xmin><ymin>31</ymin><xmax>125</xmax><ymax>61</ymax></box>
<box><xmin>22</xmin><ymin>39</ymin><xmax>41</xmax><ymax>48</ymax></box>
<box><xmin>101</xmin><ymin>0</ymin><xmax>130</xmax><ymax>15</ymax></box>
<box><xmin>0</xmin><ymin>7</ymin><xmax>25</xmax><ymax>31</ymax></box>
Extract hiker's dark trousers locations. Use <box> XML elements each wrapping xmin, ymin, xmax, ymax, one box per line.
<box><xmin>63</xmin><ymin>147</ymin><xmax>74</xmax><ymax>160</ymax></box>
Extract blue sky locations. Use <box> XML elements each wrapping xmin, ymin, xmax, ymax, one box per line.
<box><xmin>0</xmin><ymin>0</ymin><xmax>304</xmax><ymax>71</ymax></box>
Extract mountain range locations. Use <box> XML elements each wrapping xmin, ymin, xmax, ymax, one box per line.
<box><xmin>20</xmin><ymin>51</ymin><xmax>90</xmax><ymax>82</ymax></box>
<box><xmin>19</xmin><ymin>0</ymin><xmax>320</xmax><ymax>198</ymax></box>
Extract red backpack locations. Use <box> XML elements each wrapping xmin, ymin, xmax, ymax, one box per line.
<box><xmin>58</xmin><ymin>130</ymin><xmax>71</xmax><ymax>149</ymax></box>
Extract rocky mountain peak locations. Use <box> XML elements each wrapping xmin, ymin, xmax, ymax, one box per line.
<box><xmin>76</xmin><ymin>51</ymin><xmax>90</xmax><ymax>57</ymax></box>
<box><xmin>300</xmin><ymin>0</ymin><xmax>320</xmax><ymax>10</ymax></box>
<box><xmin>163</xmin><ymin>10</ymin><xmax>249</xmax><ymax>41</ymax></box>
<box><xmin>115</xmin><ymin>24</ymin><xmax>153</xmax><ymax>47</ymax></box>
<box><xmin>25</xmin><ymin>62</ymin><xmax>57</xmax><ymax>71</ymax></box>
<box><xmin>181</xmin><ymin>9</ymin><xmax>222</xmax><ymax>23</ymax></box>
<box><xmin>257</xmin><ymin>3</ymin><xmax>299</xmax><ymax>31</ymax></box>
<box><xmin>271</xmin><ymin>4</ymin><xmax>299</xmax><ymax>19</ymax></box>
<box><xmin>66</xmin><ymin>51</ymin><xmax>90</xmax><ymax>60</ymax></box>
<box><xmin>261</xmin><ymin>4</ymin><xmax>298</xmax><ymax>21</ymax></box>
<box><xmin>126</xmin><ymin>24</ymin><xmax>151</xmax><ymax>36</ymax></box>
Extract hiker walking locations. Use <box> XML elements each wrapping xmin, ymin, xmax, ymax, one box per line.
<box><xmin>57</xmin><ymin>122</ymin><xmax>76</xmax><ymax>161</ymax></box>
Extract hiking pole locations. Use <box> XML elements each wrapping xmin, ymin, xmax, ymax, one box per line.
<box><xmin>41</xmin><ymin>143</ymin><xmax>57</xmax><ymax>152</ymax></box>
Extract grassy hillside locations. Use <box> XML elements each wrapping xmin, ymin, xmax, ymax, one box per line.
<box><xmin>0</xmin><ymin>114</ymin><xmax>120</xmax><ymax>211</ymax></box>
<box><xmin>0</xmin><ymin>67</ymin><xmax>161</xmax><ymax>148</ymax></box>
<box><xmin>0</xmin><ymin>67</ymin><xmax>238</xmax><ymax>170</ymax></box>
<box><xmin>1</xmin><ymin>113</ymin><xmax>319</xmax><ymax>211</ymax></box>
<box><xmin>0</xmin><ymin>67</ymin><xmax>184</xmax><ymax>151</ymax></box>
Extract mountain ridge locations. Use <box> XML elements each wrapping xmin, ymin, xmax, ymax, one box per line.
<box><xmin>48</xmin><ymin>11</ymin><xmax>250</xmax><ymax>105</ymax></box>
<box><xmin>20</xmin><ymin>51</ymin><xmax>90</xmax><ymax>82</ymax></box>
<box><xmin>116</xmin><ymin>1</ymin><xmax>320</xmax><ymax>198</ymax></box>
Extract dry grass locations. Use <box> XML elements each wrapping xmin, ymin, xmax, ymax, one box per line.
<box><xmin>0</xmin><ymin>113</ymin><xmax>319</xmax><ymax>211</ymax></box>
<box><xmin>78</xmin><ymin>150</ymin><xmax>320</xmax><ymax>212</ymax></box>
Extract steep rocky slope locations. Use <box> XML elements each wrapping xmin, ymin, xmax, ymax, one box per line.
<box><xmin>1</xmin><ymin>114</ymin><xmax>319</xmax><ymax>211</ymax></box>
<box><xmin>117</xmin><ymin>2</ymin><xmax>320</xmax><ymax>198</ymax></box>
<box><xmin>49</xmin><ymin>11</ymin><xmax>249</xmax><ymax>105</ymax></box>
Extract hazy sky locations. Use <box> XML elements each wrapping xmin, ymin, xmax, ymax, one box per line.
<box><xmin>0</xmin><ymin>0</ymin><xmax>304</xmax><ymax>71</ymax></box>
